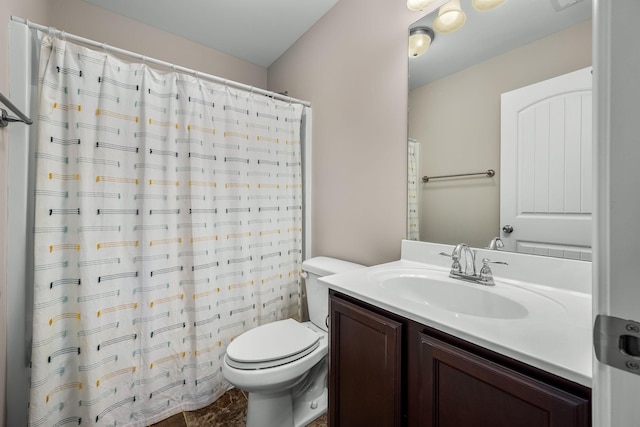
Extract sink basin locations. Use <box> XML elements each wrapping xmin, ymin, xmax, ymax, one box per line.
<box><xmin>379</xmin><ymin>275</ymin><xmax>527</xmax><ymax>319</ymax></box>
<box><xmin>369</xmin><ymin>267</ymin><xmax>566</xmax><ymax>320</ymax></box>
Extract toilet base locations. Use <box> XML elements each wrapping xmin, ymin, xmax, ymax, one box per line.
<box><xmin>292</xmin><ymin>356</ymin><xmax>328</xmax><ymax>426</ymax></box>
<box><xmin>244</xmin><ymin>357</ymin><xmax>328</xmax><ymax>427</ymax></box>
<box><xmin>245</xmin><ymin>386</ymin><xmax>328</xmax><ymax>427</ymax></box>
<box><xmin>247</xmin><ymin>391</ymin><xmax>294</xmax><ymax>427</ymax></box>
<box><xmin>293</xmin><ymin>385</ymin><xmax>327</xmax><ymax>427</ymax></box>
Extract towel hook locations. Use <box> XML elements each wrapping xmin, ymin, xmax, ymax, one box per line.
<box><xmin>0</xmin><ymin>91</ymin><xmax>33</xmax><ymax>126</ymax></box>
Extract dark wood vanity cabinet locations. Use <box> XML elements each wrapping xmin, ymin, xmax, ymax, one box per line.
<box><xmin>328</xmin><ymin>292</ymin><xmax>403</xmax><ymax>427</ymax></box>
<box><xmin>329</xmin><ymin>291</ymin><xmax>591</xmax><ymax>427</ymax></box>
<box><xmin>410</xmin><ymin>328</ymin><xmax>590</xmax><ymax>427</ymax></box>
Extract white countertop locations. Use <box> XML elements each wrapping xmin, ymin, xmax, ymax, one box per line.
<box><xmin>322</xmin><ymin>241</ymin><xmax>593</xmax><ymax>387</ymax></box>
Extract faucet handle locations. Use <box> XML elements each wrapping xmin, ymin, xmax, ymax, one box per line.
<box><xmin>479</xmin><ymin>258</ymin><xmax>496</xmax><ymax>286</ymax></box>
<box><xmin>482</xmin><ymin>258</ymin><xmax>508</xmax><ymax>266</ymax></box>
<box><xmin>440</xmin><ymin>251</ymin><xmax>464</xmax><ymax>273</ymax></box>
<box><xmin>439</xmin><ymin>251</ymin><xmax>464</xmax><ymax>274</ymax></box>
<box><xmin>478</xmin><ymin>258</ymin><xmax>508</xmax><ymax>285</ymax></box>
<box><xmin>451</xmin><ymin>258</ymin><xmax>462</xmax><ymax>274</ymax></box>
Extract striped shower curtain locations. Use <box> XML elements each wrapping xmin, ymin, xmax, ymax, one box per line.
<box><xmin>29</xmin><ymin>35</ymin><xmax>305</xmax><ymax>426</ymax></box>
<box><xmin>407</xmin><ymin>139</ymin><xmax>420</xmax><ymax>241</ymax></box>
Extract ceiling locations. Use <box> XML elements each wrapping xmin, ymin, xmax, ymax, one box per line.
<box><xmin>82</xmin><ymin>0</ymin><xmax>591</xmax><ymax>87</ymax></box>
<box><xmin>83</xmin><ymin>0</ymin><xmax>340</xmax><ymax>68</ymax></box>
<box><xmin>409</xmin><ymin>0</ymin><xmax>592</xmax><ymax>90</ymax></box>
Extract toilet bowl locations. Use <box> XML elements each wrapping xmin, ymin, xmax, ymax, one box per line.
<box><xmin>222</xmin><ymin>257</ymin><xmax>364</xmax><ymax>427</ymax></box>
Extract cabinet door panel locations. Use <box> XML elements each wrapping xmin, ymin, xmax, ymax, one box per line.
<box><xmin>417</xmin><ymin>333</ymin><xmax>590</xmax><ymax>427</ymax></box>
<box><xmin>329</xmin><ymin>295</ymin><xmax>402</xmax><ymax>427</ymax></box>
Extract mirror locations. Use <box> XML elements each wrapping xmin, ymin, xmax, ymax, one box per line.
<box><xmin>407</xmin><ymin>0</ymin><xmax>592</xmax><ymax>256</ymax></box>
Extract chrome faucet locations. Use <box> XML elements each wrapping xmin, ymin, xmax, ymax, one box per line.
<box><xmin>448</xmin><ymin>243</ymin><xmax>506</xmax><ymax>286</ymax></box>
<box><xmin>451</xmin><ymin>243</ymin><xmax>476</xmax><ymax>277</ymax></box>
<box><xmin>487</xmin><ymin>237</ymin><xmax>504</xmax><ymax>250</ymax></box>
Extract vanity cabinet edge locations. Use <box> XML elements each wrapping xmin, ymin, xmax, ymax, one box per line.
<box><xmin>407</xmin><ymin>322</ymin><xmax>591</xmax><ymax>427</ymax></box>
<box><xmin>411</xmin><ymin>331</ymin><xmax>591</xmax><ymax>426</ymax></box>
<box><xmin>329</xmin><ymin>291</ymin><xmax>405</xmax><ymax>427</ymax></box>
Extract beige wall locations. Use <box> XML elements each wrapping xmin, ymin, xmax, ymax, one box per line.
<box><xmin>269</xmin><ymin>0</ymin><xmax>420</xmax><ymax>266</ymax></box>
<box><xmin>49</xmin><ymin>0</ymin><xmax>267</xmax><ymax>89</ymax></box>
<box><xmin>409</xmin><ymin>20</ymin><xmax>592</xmax><ymax>249</ymax></box>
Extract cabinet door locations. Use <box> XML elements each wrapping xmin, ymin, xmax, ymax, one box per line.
<box><xmin>416</xmin><ymin>332</ymin><xmax>590</xmax><ymax>427</ymax></box>
<box><xmin>329</xmin><ymin>295</ymin><xmax>403</xmax><ymax>427</ymax></box>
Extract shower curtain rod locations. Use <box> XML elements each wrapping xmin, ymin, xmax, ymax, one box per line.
<box><xmin>11</xmin><ymin>16</ymin><xmax>311</xmax><ymax>108</ymax></box>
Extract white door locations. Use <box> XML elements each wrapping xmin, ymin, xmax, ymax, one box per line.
<box><xmin>593</xmin><ymin>1</ymin><xmax>640</xmax><ymax>426</ymax></box>
<box><xmin>500</xmin><ymin>67</ymin><xmax>592</xmax><ymax>259</ymax></box>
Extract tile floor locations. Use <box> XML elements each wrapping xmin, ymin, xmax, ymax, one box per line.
<box><xmin>151</xmin><ymin>388</ymin><xmax>328</xmax><ymax>427</ymax></box>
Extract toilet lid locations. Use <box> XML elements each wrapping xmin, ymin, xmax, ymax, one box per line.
<box><xmin>226</xmin><ymin>319</ymin><xmax>320</xmax><ymax>370</ymax></box>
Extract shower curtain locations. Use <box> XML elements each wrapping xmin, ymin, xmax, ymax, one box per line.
<box><xmin>29</xmin><ymin>34</ymin><xmax>305</xmax><ymax>426</ymax></box>
<box><xmin>407</xmin><ymin>139</ymin><xmax>420</xmax><ymax>240</ymax></box>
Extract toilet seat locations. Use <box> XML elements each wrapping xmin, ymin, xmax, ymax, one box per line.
<box><xmin>226</xmin><ymin>319</ymin><xmax>320</xmax><ymax>370</ymax></box>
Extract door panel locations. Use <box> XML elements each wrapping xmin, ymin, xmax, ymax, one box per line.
<box><xmin>516</xmin><ymin>241</ymin><xmax>591</xmax><ymax>260</ymax></box>
<box><xmin>501</xmin><ymin>67</ymin><xmax>592</xmax><ymax>258</ymax></box>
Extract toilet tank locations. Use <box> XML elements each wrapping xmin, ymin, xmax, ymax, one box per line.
<box><xmin>301</xmin><ymin>257</ymin><xmax>365</xmax><ymax>332</ymax></box>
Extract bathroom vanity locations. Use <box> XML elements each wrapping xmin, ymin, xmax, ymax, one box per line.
<box><xmin>323</xmin><ymin>241</ymin><xmax>592</xmax><ymax>427</ymax></box>
<box><xmin>329</xmin><ymin>291</ymin><xmax>590</xmax><ymax>426</ymax></box>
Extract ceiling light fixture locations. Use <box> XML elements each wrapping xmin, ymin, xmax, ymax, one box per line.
<box><xmin>408</xmin><ymin>27</ymin><xmax>435</xmax><ymax>58</ymax></box>
<box><xmin>433</xmin><ymin>0</ymin><xmax>466</xmax><ymax>34</ymax></box>
<box><xmin>472</xmin><ymin>0</ymin><xmax>507</xmax><ymax>11</ymax></box>
<box><xmin>406</xmin><ymin>0</ymin><xmax>436</xmax><ymax>11</ymax></box>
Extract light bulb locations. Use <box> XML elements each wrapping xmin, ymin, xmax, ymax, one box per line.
<box><xmin>472</xmin><ymin>0</ymin><xmax>507</xmax><ymax>11</ymax></box>
<box><xmin>433</xmin><ymin>0</ymin><xmax>466</xmax><ymax>34</ymax></box>
<box><xmin>407</xmin><ymin>0</ymin><xmax>436</xmax><ymax>11</ymax></box>
<box><xmin>409</xmin><ymin>28</ymin><xmax>434</xmax><ymax>58</ymax></box>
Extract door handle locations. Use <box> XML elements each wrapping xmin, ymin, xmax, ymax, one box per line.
<box><xmin>502</xmin><ymin>225</ymin><xmax>514</xmax><ymax>234</ymax></box>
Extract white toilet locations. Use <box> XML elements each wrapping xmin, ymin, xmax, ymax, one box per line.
<box><xmin>222</xmin><ymin>256</ymin><xmax>364</xmax><ymax>427</ymax></box>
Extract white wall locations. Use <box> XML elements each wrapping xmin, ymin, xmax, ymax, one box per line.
<box><xmin>268</xmin><ymin>0</ymin><xmax>421</xmax><ymax>266</ymax></box>
<box><xmin>408</xmin><ymin>20</ymin><xmax>592</xmax><ymax>248</ymax></box>
<box><xmin>1</xmin><ymin>3</ymin><xmax>51</xmax><ymax>425</ymax></box>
